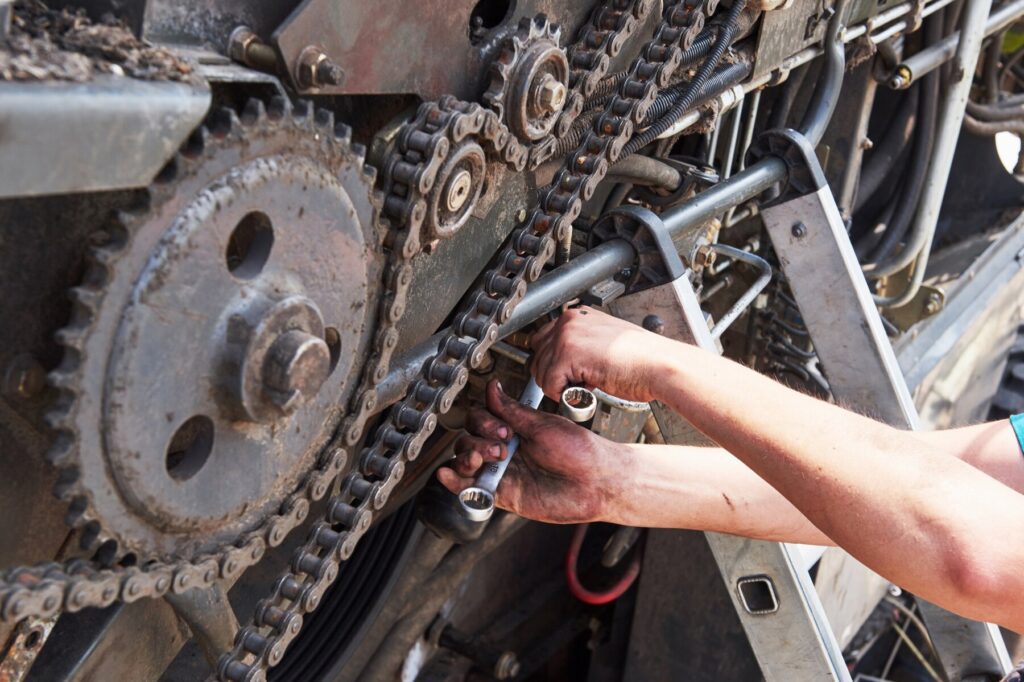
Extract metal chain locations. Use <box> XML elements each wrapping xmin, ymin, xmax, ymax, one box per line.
<box><xmin>219</xmin><ymin>0</ymin><xmax>707</xmax><ymax>679</ymax></box>
<box><xmin>0</xmin><ymin>0</ymin><xmax>652</xmax><ymax>633</ymax></box>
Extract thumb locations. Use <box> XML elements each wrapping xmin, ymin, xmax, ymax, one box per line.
<box><xmin>486</xmin><ymin>380</ymin><xmax>542</xmax><ymax>436</ymax></box>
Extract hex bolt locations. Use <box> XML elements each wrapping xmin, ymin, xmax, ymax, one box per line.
<box><xmin>227</xmin><ymin>26</ymin><xmax>278</xmax><ymax>71</ymax></box>
<box><xmin>791</xmin><ymin>221</ymin><xmax>807</xmax><ymax>239</ymax></box>
<box><xmin>924</xmin><ymin>292</ymin><xmax>943</xmax><ymax>315</ymax></box>
<box><xmin>296</xmin><ymin>47</ymin><xmax>345</xmax><ymax>89</ymax></box>
<box><xmin>262</xmin><ymin>330</ymin><xmax>331</xmax><ymax>413</ymax></box>
<box><xmin>534</xmin><ymin>73</ymin><xmax>568</xmax><ymax>114</ymax></box>
<box><xmin>438</xmin><ymin>624</ymin><xmax>521</xmax><ymax>680</ymax></box>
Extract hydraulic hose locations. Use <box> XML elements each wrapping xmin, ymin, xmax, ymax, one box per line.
<box><xmin>621</xmin><ymin>0</ymin><xmax>747</xmax><ymax>157</ymax></box>
<box><xmin>854</xmin><ymin>86</ymin><xmax>919</xmax><ymax>212</ymax></box>
<box><xmin>798</xmin><ymin>0</ymin><xmax>850</xmax><ymax>145</ymax></box>
<box><xmin>872</xmin><ymin>0</ymin><xmax>996</xmax><ymax>305</ymax></box>
<box><xmin>554</xmin><ymin>60</ymin><xmax>751</xmax><ymax>158</ymax></box>
<box><xmin>966</xmin><ymin>99</ymin><xmax>1024</xmax><ymax>122</ymax></box>
<box><xmin>605</xmin><ymin>154</ymin><xmax>683</xmax><ymax>188</ymax></box>
<box><xmin>565</xmin><ymin>523</ymin><xmax>642</xmax><ymax>606</ymax></box>
<box><xmin>863</xmin><ymin>17</ymin><xmax>942</xmax><ymax>266</ymax></box>
<box><xmin>587</xmin><ymin>30</ymin><xmax>718</xmax><ymax>101</ymax></box>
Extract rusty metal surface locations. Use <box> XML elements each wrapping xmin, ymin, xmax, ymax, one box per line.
<box><xmin>271</xmin><ymin>0</ymin><xmax>655</xmax><ymax>97</ymax></box>
<box><xmin>0</xmin><ymin>615</ymin><xmax>57</xmax><ymax>682</ymax></box>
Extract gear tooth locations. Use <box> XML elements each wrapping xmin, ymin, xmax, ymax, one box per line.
<box><xmin>210</xmin><ymin>107</ymin><xmax>241</xmax><ymax>137</ymax></box>
<box><xmin>268</xmin><ymin>95</ymin><xmax>290</xmax><ymax>119</ymax></box>
<box><xmin>53</xmin><ymin>467</ymin><xmax>81</xmax><ymax>501</ymax></box>
<box><xmin>69</xmin><ymin>285</ymin><xmax>102</xmax><ymax>312</ymax></box>
<box><xmin>47</xmin><ymin>366</ymin><xmax>77</xmax><ymax>391</ymax></box>
<box><xmin>46</xmin><ymin>431</ymin><xmax>76</xmax><ymax>467</ymax></box>
<box><xmin>79</xmin><ymin>521</ymin><xmax>103</xmax><ymax>552</ymax></box>
<box><xmin>314</xmin><ymin>108</ymin><xmax>334</xmax><ymax>130</ymax></box>
<box><xmin>293</xmin><ymin>99</ymin><xmax>313</xmax><ymax>121</ymax></box>
<box><xmin>334</xmin><ymin>122</ymin><xmax>353</xmax><ymax>142</ymax></box>
<box><xmin>54</xmin><ymin>325</ymin><xmax>86</xmax><ymax>352</ymax></box>
<box><xmin>182</xmin><ymin>126</ymin><xmax>210</xmax><ymax>159</ymax></box>
<box><xmin>63</xmin><ymin>495</ymin><xmax>88</xmax><ymax>527</ymax></box>
<box><xmin>241</xmin><ymin>99</ymin><xmax>267</xmax><ymax>125</ymax></box>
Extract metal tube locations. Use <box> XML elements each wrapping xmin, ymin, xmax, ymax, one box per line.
<box><xmin>872</xmin><ymin>0</ymin><xmax>996</xmax><ymax>306</ymax></box>
<box><xmin>606</xmin><ymin>155</ymin><xmax>683</xmax><ymax>189</ymax></box>
<box><xmin>377</xmin><ymin>159</ymin><xmax>786</xmax><ymax>411</ymax></box>
<box><xmin>662</xmin><ymin>158</ymin><xmax>788</xmax><ymax>236</ymax></box>
<box><xmin>891</xmin><ymin>0</ymin><xmax>1024</xmax><ymax>89</ymax></box>
<box><xmin>799</xmin><ymin>0</ymin><xmax>850</xmax><ymax>145</ymax></box>
<box><xmin>375</xmin><ymin>240</ymin><xmax>635</xmax><ymax>407</ymax></box>
<box><xmin>707</xmin><ymin>245</ymin><xmax>773</xmax><ymax>339</ymax></box>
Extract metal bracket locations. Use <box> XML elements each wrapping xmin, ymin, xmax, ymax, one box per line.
<box><xmin>745</xmin><ymin>128</ymin><xmax>827</xmax><ymax>206</ymax></box>
<box><xmin>588</xmin><ymin>205</ymin><xmax>686</xmax><ymax>294</ymax></box>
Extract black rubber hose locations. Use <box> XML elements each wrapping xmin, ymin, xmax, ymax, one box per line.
<box><xmin>553</xmin><ymin>60</ymin><xmax>750</xmax><ymax>158</ymax></box>
<box><xmin>861</xmin><ymin>15</ymin><xmax>941</xmax><ymax>266</ymax></box>
<box><xmin>854</xmin><ymin>86</ymin><xmax>919</xmax><ymax>212</ymax></box>
<box><xmin>621</xmin><ymin>0</ymin><xmax>747</xmax><ymax>157</ymax></box>
<box><xmin>586</xmin><ymin>30</ymin><xmax>718</xmax><ymax>102</ymax></box>
<box><xmin>767</xmin><ymin>61</ymin><xmax>810</xmax><ymax>129</ymax></box>
<box><xmin>797</xmin><ymin>0</ymin><xmax>848</xmax><ymax>145</ymax></box>
<box><xmin>642</xmin><ymin>60</ymin><xmax>751</xmax><ymax>123</ymax></box>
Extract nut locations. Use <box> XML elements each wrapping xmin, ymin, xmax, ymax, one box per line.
<box><xmin>296</xmin><ymin>47</ymin><xmax>345</xmax><ymax>89</ymax></box>
<box><xmin>534</xmin><ymin>73</ymin><xmax>567</xmax><ymax>113</ymax></box>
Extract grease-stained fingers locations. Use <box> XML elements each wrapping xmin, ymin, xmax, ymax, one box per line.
<box><xmin>437</xmin><ymin>467</ymin><xmax>474</xmax><ymax>494</ymax></box>
<box><xmin>465</xmin><ymin>406</ymin><xmax>510</xmax><ymax>441</ymax></box>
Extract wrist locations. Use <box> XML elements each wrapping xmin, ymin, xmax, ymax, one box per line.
<box><xmin>592</xmin><ymin>441</ymin><xmax>642</xmax><ymax>525</ymax></box>
<box><xmin>639</xmin><ymin>336</ymin><xmax>689</xmax><ymax>403</ymax></box>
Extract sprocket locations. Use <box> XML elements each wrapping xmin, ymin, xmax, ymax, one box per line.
<box><xmin>483</xmin><ymin>15</ymin><xmax>577</xmax><ymax>145</ymax></box>
<box><xmin>45</xmin><ymin>97</ymin><xmax>382</xmax><ymax>565</ymax></box>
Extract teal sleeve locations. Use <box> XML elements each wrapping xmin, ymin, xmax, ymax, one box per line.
<box><xmin>1010</xmin><ymin>413</ymin><xmax>1024</xmax><ymax>457</ymax></box>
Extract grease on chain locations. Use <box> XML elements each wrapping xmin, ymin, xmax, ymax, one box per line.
<box><xmin>219</xmin><ymin>0</ymin><xmax>710</xmax><ymax>679</ymax></box>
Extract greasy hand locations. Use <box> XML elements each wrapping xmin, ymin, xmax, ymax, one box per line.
<box><xmin>437</xmin><ymin>380</ymin><xmax>625</xmax><ymax>524</ymax></box>
<box><xmin>530</xmin><ymin>306</ymin><xmax>675</xmax><ymax>403</ymax></box>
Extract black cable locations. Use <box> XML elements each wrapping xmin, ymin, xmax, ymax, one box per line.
<box><xmin>861</xmin><ymin>14</ymin><xmax>941</xmax><ymax>266</ymax></box>
<box><xmin>621</xmin><ymin>0</ymin><xmax>746</xmax><ymax>157</ymax></box>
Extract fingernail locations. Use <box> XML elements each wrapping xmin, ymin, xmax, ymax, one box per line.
<box><xmin>495</xmin><ymin>381</ymin><xmax>504</xmax><ymax>394</ymax></box>
<box><xmin>497</xmin><ymin>427</ymin><xmax>509</xmax><ymax>439</ymax></box>
<box><xmin>488</xmin><ymin>444</ymin><xmax>501</xmax><ymax>458</ymax></box>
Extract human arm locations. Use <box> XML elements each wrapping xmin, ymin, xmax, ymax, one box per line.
<box><xmin>530</xmin><ymin>307</ymin><xmax>1024</xmax><ymax>632</ymax></box>
<box><xmin>438</xmin><ymin>380</ymin><xmax>833</xmax><ymax>544</ymax></box>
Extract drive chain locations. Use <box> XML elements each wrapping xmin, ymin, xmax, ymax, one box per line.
<box><xmin>219</xmin><ymin>0</ymin><xmax>709</xmax><ymax>679</ymax></box>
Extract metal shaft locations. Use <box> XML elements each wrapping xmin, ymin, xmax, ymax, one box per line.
<box><xmin>457</xmin><ymin>378</ymin><xmax>545</xmax><ymax>521</ymax></box>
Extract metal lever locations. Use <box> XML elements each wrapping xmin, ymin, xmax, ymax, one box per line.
<box><xmin>457</xmin><ymin>378</ymin><xmax>545</xmax><ymax>522</ymax></box>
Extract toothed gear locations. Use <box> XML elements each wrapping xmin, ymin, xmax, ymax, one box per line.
<box><xmin>483</xmin><ymin>15</ymin><xmax>577</xmax><ymax>144</ymax></box>
<box><xmin>45</xmin><ymin>97</ymin><xmax>382</xmax><ymax>564</ymax></box>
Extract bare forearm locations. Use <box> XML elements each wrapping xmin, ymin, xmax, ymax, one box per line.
<box><xmin>606</xmin><ymin>443</ymin><xmax>833</xmax><ymax>545</ymax></box>
<box><xmin>649</xmin><ymin>343</ymin><xmax>1024</xmax><ymax>629</ymax></box>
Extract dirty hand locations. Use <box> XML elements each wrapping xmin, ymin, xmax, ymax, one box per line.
<box><xmin>437</xmin><ymin>380</ymin><xmax>626</xmax><ymax>524</ymax></box>
<box><xmin>530</xmin><ymin>307</ymin><xmax>676</xmax><ymax>403</ymax></box>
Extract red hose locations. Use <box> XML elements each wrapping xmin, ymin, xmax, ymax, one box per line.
<box><xmin>565</xmin><ymin>523</ymin><xmax>642</xmax><ymax>605</ymax></box>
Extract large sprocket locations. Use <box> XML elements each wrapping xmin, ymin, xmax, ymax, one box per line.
<box><xmin>45</xmin><ymin>97</ymin><xmax>382</xmax><ymax>565</ymax></box>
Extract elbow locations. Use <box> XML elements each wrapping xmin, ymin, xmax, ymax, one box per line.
<box><xmin>942</xmin><ymin>548</ymin><xmax>1006</xmax><ymax>619</ymax></box>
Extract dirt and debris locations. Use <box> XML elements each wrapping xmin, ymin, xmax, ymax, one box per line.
<box><xmin>0</xmin><ymin>1</ymin><xmax>195</xmax><ymax>82</ymax></box>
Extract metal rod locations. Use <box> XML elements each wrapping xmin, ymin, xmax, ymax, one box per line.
<box><xmin>707</xmin><ymin>244</ymin><xmax>773</xmax><ymax>339</ymax></box>
<box><xmin>872</xmin><ymin>0</ymin><xmax>996</xmax><ymax>307</ymax></box>
<box><xmin>377</xmin><ymin>158</ymin><xmax>787</xmax><ymax>411</ymax></box>
<box><xmin>891</xmin><ymin>0</ymin><xmax>1024</xmax><ymax>89</ymax></box>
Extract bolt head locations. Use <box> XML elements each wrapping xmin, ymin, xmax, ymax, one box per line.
<box><xmin>534</xmin><ymin>73</ymin><xmax>567</xmax><ymax>114</ymax></box>
<box><xmin>791</xmin><ymin>222</ymin><xmax>807</xmax><ymax>238</ymax></box>
<box><xmin>296</xmin><ymin>47</ymin><xmax>344</xmax><ymax>89</ymax></box>
<box><xmin>924</xmin><ymin>293</ymin><xmax>943</xmax><ymax>315</ymax></box>
<box><xmin>642</xmin><ymin>314</ymin><xmax>665</xmax><ymax>334</ymax></box>
<box><xmin>262</xmin><ymin>330</ymin><xmax>331</xmax><ymax>413</ymax></box>
<box><xmin>445</xmin><ymin>169</ymin><xmax>474</xmax><ymax>212</ymax></box>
